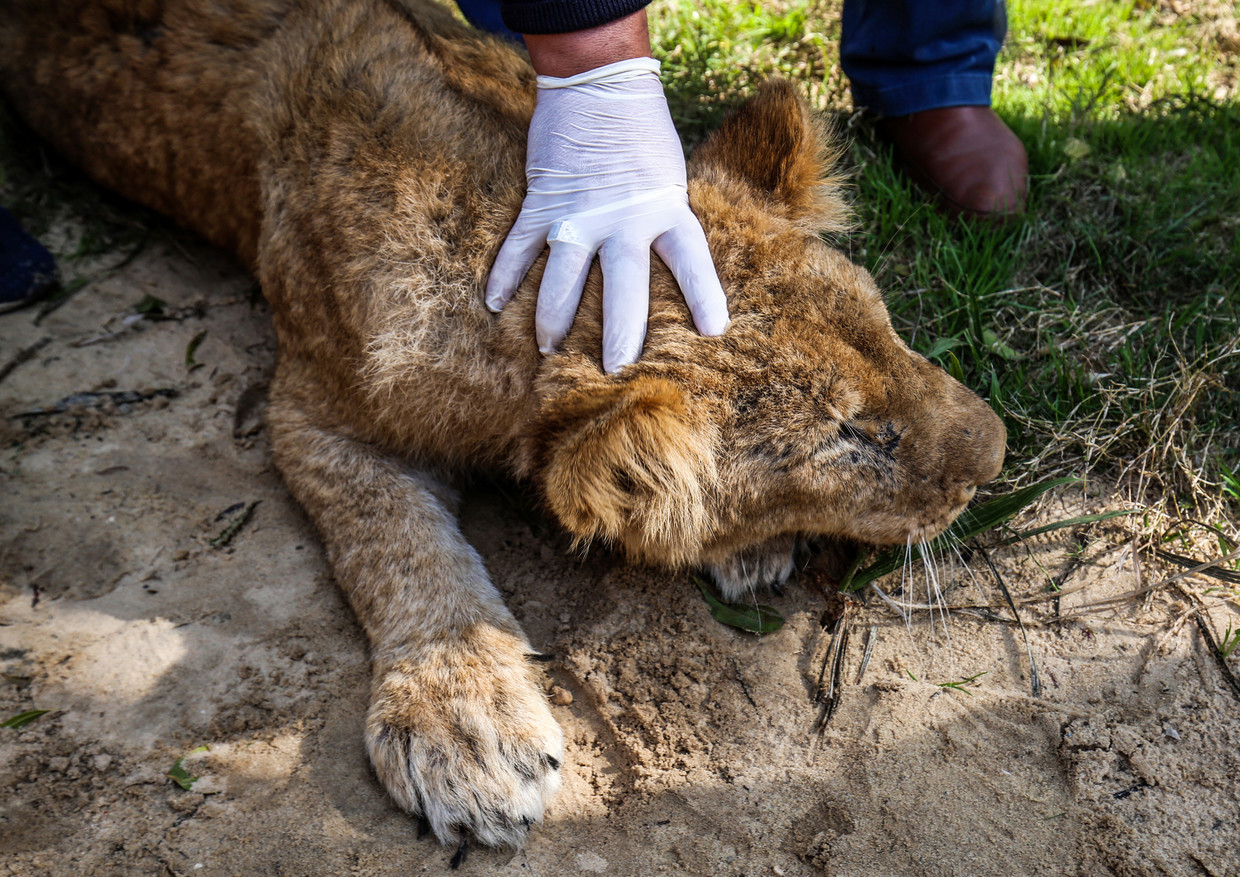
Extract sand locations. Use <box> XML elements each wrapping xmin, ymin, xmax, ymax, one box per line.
<box><xmin>2</xmin><ymin>236</ymin><xmax>1239</xmax><ymax>877</ymax></box>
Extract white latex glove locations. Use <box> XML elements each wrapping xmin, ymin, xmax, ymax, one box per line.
<box><xmin>485</xmin><ymin>57</ymin><xmax>729</xmax><ymax>374</ymax></box>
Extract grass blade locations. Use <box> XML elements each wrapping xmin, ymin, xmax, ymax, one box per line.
<box><xmin>1155</xmin><ymin>550</ymin><xmax>1240</xmax><ymax>586</ymax></box>
<box><xmin>1</xmin><ymin>709</ymin><xmax>49</xmax><ymax>729</ymax></box>
<box><xmin>185</xmin><ymin>329</ymin><xmax>208</xmax><ymax>368</ymax></box>
<box><xmin>978</xmin><ymin>546</ymin><xmax>1042</xmax><ymax>698</ymax></box>
<box><xmin>845</xmin><ymin>477</ymin><xmax>1078</xmax><ymax>591</ymax></box>
<box><xmin>815</xmin><ymin>619</ymin><xmax>851</xmax><ymax>731</ymax></box>
<box><xmin>210</xmin><ymin>501</ymin><xmax>259</xmax><ymax>549</ymax></box>
<box><xmin>1193</xmin><ymin>612</ymin><xmax>1240</xmax><ymax>704</ymax></box>
<box><xmin>996</xmin><ymin>509</ymin><xmax>1136</xmax><ymax>545</ymax></box>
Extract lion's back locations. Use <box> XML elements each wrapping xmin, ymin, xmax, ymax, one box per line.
<box><xmin>251</xmin><ymin>0</ymin><xmax>543</xmax><ymax>459</ymax></box>
<box><xmin>0</xmin><ymin>0</ymin><xmax>534</xmax><ymax>267</ymax></box>
<box><xmin>1</xmin><ymin>0</ymin><xmax>545</xmax><ymax>458</ymax></box>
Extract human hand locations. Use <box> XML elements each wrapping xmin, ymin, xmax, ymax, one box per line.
<box><xmin>485</xmin><ymin>57</ymin><xmax>729</xmax><ymax>373</ymax></box>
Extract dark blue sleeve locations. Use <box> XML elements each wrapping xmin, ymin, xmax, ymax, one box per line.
<box><xmin>501</xmin><ymin>0</ymin><xmax>652</xmax><ymax>35</ymax></box>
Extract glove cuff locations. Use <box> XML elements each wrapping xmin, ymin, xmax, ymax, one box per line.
<box><xmin>536</xmin><ymin>56</ymin><xmax>661</xmax><ymax>90</ymax></box>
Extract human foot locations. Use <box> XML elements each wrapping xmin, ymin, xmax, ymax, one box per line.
<box><xmin>878</xmin><ymin>105</ymin><xmax>1028</xmax><ymax>221</ymax></box>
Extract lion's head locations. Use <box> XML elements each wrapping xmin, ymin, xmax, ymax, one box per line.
<box><xmin>530</xmin><ymin>80</ymin><xmax>1005</xmax><ymax>598</ymax></box>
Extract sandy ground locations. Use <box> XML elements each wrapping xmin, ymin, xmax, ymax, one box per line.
<box><xmin>2</xmin><ymin>233</ymin><xmax>1240</xmax><ymax>877</ymax></box>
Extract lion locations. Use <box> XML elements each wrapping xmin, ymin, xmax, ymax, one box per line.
<box><xmin>0</xmin><ymin>0</ymin><xmax>1005</xmax><ymax>851</ymax></box>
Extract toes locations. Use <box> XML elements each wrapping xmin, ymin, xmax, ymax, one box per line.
<box><xmin>708</xmin><ymin>536</ymin><xmax>799</xmax><ymax>600</ymax></box>
<box><xmin>366</xmin><ymin>697</ymin><xmax>563</xmax><ymax>849</ymax></box>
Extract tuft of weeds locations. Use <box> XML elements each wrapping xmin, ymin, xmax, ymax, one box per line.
<box><xmin>1221</xmin><ymin>623</ymin><xmax>1240</xmax><ymax>661</ymax></box>
<box><xmin>936</xmin><ymin>671</ymin><xmax>988</xmax><ymax>695</ymax></box>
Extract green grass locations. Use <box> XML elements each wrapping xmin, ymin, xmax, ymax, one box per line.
<box><xmin>1222</xmin><ymin>623</ymin><xmax>1240</xmax><ymax>660</ymax></box>
<box><xmin>652</xmin><ymin>0</ymin><xmax>1240</xmax><ymax>522</ymax></box>
<box><xmin>935</xmin><ymin>671</ymin><xmax>988</xmax><ymax>695</ymax></box>
<box><xmin>652</xmin><ymin>0</ymin><xmax>849</xmax><ymax>141</ymax></box>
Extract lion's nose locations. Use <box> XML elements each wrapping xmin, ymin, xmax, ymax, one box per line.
<box><xmin>940</xmin><ymin>382</ymin><xmax>1007</xmax><ymax>491</ymax></box>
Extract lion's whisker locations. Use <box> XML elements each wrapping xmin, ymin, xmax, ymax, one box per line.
<box><xmin>900</xmin><ymin>535</ymin><xmax>915</xmax><ymax>639</ymax></box>
<box><xmin>946</xmin><ymin>536</ymin><xmax>984</xmax><ymax>594</ymax></box>
<box><xmin>918</xmin><ymin>538</ymin><xmax>952</xmax><ymax>644</ymax></box>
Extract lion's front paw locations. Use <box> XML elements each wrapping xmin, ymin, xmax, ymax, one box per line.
<box><xmin>366</xmin><ymin>630</ymin><xmax>564</xmax><ymax>848</ymax></box>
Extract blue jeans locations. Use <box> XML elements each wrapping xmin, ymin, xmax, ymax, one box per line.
<box><xmin>841</xmin><ymin>0</ymin><xmax>1005</xmax><ymax>116</ymax></box>
<box><xmin>457</xmin><ymin>0</ymin><xmax>523</xmax><ymax>42</ymax></box>
<box><xmin>455</xmin><ymin>0</ymin><xmax>1005</xmax><ymax>117</ymax></box>
<box><xmin>0</xmin><ymin>206</ymin><xmax>57</xmax><ymax>307</ymax></box>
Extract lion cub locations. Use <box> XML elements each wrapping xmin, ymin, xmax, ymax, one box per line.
<box><xmin>1</xmin><ymin>0</ymin><xmax>1005</xmax><ymax>849</ymax></box>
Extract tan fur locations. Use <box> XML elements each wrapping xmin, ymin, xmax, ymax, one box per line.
<box><xmin>1</xmin><ymin>0</ymin><xmax>1006</xmax><ymax>847</ymax></box>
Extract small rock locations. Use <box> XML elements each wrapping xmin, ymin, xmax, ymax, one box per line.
<box><xmin>574</xmin><ymin>851</ymin><xmax>608</xmax><ymax>873</ymax></box>
<box><xmin>198</xmin><ymin>799</ymin><xmax>229</xmax><ymax>819</ymax></box>
<box><xmin>167</xmin><ymin>792</ymin><xmax>204</xmax><ymax>813</ymax></box>
<box><xmin>192</xmin><ymin>775</ymin><xmax>225</xmax><ymax>795</ymax></box>
<box><xmin>548</xmin><ymin>686</ymin><xmax>573</xmax><ymax>706</ymax></box>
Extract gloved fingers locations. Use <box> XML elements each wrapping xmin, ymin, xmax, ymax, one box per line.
<box><xmin>599</xmin><ymin>237</ymin><xmax>652</xmax><ymax>374</ymax></box>
<box><xmin>535</xmin><ymin>240</ymin><xmax>594</xmax><ymax>355</ymax></box>
<box><xmin>652</xmin><ymin>218</ymin><xmax>730</xmax><ymax>337</ymax></box>
<box><xmin>485</xmin><ymin>214</ymin><xmax>550</xmax><ymax>313</ymax></box>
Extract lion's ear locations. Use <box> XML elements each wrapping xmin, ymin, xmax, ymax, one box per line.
<box><xmin>688</xmin><ymin>78</ymin><xmax>850</xmax><ymax>233</ymax></box>
<box><xmin>535</xmin><ymin>376</ymin><xmax>715</xmax><ymax>563</ymax></box>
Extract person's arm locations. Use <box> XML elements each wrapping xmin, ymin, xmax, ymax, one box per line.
<box><xmin>484</xmin><ymin>9</ymin><xmax>729</xmax><ymax>373</ymax></box>
<box><xmin>522</xmin><ymin>10</ymin><xmax>651</xmax><ymax>76</ymax></box>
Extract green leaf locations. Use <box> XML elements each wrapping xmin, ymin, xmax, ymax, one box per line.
<box><xmin>1220</xmin><ymin>624</ymin><xmax>1240</xmax><ymax>660</ymax></box>
<box><xmin>946</xmin><ymin>477</ymin><xmax>1080</xmax><ymax>543</ymax></box>
<box><xmin>134</xmin><ymin>294</ymin><xmax>167</xmax><ymax>315</ymax></box>
<box><xmin>185</xmin><ymin>330</ymin><xmax>208</xmax><ymax>368</ymax></box>
<box><xmin>168</xmin><ymin>745</ymin><xmax>210</xmax><ymax>790</ymax></box>
<box><xmin>982</xmin><ymin>328</ymin><xmax>1022</xmax><ymax>361</ymax></box>
<box><xmin>1063</xmin><ymin>137</ymin><xmax>1092</xmax><ymax>160</ymax></box>
<box><xmin>844</xmin><ymin>477</ymin><xmax>1079</xmax><ymax>591</ymax></box>
<box><xmin>924</xmin><ymin>337</ymin><xmax>964</xmax><ymax>361</ymax></box>
<box><xmin>1220</xmin><ymin>462</ymin><xmax>1240</xmax><ymax>502</ymax></box>
<box><xmin>945</xmin><ymin>350</ymin><xmax>965</xmax><ymax>383</ymax></box>
<box><xmin>1</xmin><ymin>709</ymin><xmax>49</xmax><ymax>729</ymax></box>
<box><xmin>989</xmin><ymin>370</ymin><xmax>1003</xmax><ymax>411</ymax></box>
<box><xmin>694</xmin><ymin>577</ymin><xmax>785</xmax><ymax>635</ymax></box>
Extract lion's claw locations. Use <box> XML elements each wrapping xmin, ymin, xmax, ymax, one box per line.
<box><xmin>449</xmin><ymin>837</ymin><xmax>469</xmax><ymax>870</ymax></box>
